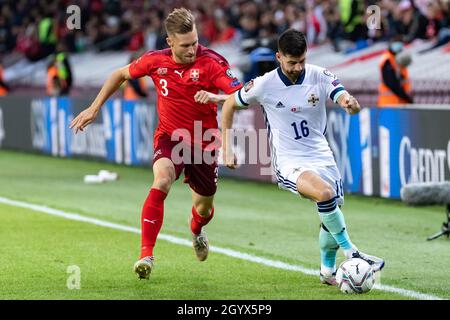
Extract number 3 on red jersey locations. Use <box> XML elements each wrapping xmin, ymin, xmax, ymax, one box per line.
<box><xmin>159</xmin><ymin>79</ymin><xmax>168</xmax><ymax>96</ymax></box>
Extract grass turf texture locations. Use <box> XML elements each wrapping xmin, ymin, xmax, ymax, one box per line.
<box><xmin>0</xmin><ymin>150</ymin><xmax>449</xmax><ymax>299</ymax></box>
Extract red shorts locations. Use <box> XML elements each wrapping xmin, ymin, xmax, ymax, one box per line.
<box><xmin>153</xmin><ymin>133</ymin><xmax>218</xmax><ymax>197</ymax></box>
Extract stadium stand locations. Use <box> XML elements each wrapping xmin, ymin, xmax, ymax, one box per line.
<box><xmin>0</xmin><ymin>0</ymin><xmax>448</xmax><ymax>104</ymax></box>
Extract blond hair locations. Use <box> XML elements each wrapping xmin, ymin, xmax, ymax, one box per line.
<box><xmin>164</xmin><ymin>8</ymin><xmax>195</xmax><ymax>35</ymax></box>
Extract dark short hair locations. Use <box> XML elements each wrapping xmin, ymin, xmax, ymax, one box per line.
<box><xmin>278</xmin><ymin>29</ymin><xmax>307</xmax><ymax>57</ymax></box>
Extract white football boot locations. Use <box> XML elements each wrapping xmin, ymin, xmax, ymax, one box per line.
<box><xmin>352</xmin><ymin>251</ymin><xmax>385</xmax><ymax>272</ymax></box>
<box><xmin>320</xmin><ymin>271</ymin><xmax>338</xmax><ymax>286</ymax></box>
<box><xmin>133</xmin><ymin>256</ymin><xmax>154</xmax><ymax>280</ymax></box>
<box><xmin>189</xmin><ymin>216</ymin><xmax>209</xmax><ymax>261</ymax></box>
<box><xmin>192</xmin><ymin>230</ymin><xmax>209</xmax><ymax>261</ymax></box>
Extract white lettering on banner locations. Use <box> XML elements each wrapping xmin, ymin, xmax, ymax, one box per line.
<box><xmin>113</xmin><ymin>100</ymin><xmax>123</xmax><ymax>164</ymax></box>
<box><xmin>102</xmin><ymin>106</ymin><xmax>112</xmax><ymax>140</ymax></box>
<box><xmin>0</xmin><ymin>108</ymin><xmax>4</xmax><ymax>147</ymax></box>
<box><xmin>134</xmin><ymin>103</ymin><xmax>154</xmax><ymax>163</ymax></box>
<box><xmin>102</xmin><ymin>101</ymin><xmax>123</xmax><ymax>163</ymax></box>
<box><xmin>50</xmin><ymin>98</ymin><xmax>58</xmax><ymax>156</ymax></box>
<box><xmin>328</xmin><ymin>111</ymin><xmax>353</xmax><ymax>185</ymax></box>
<box><xmin>379</xmin><ymin>126</ymin><xmax>390</xmax><ymax>197</ymax></box>
<box><xmin>70</xmin><ymin>124</ymin><xmax>106</xmax><ymax>157</ymax></box>
<box><xmin>359</xmin><ymin>108</ymin><xmax>373</xmax><ymax>195</ymax></box>
<box><xmin>399</xmin><ymin>136</ymin><xmax>448</xmax><ymax>186</ymax></box>
<box><xmin>31</xmin><ymin>99</ymin><xmax>47</xmax><ymax>150</ymax></box>
<box><xmin>58</xmin><ymin>108</ymin><xmax>66</xmax><ymax>157</ymax></box>
<box><xmin>123</xmin><ymin>112</ymin><xmax>131</xmax><ymax>165</ymax></box>
<box><xmin>448</xmin><ymin>140</ymin><xmax>450</xmax><ymax>174</ymax></box>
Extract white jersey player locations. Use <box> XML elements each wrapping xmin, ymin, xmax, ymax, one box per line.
<box><xmin>235</xmin><ymin>62</ymin><xmax>345</xmax><ymax>202</ymax></box>
<box><xmin>221</xmin><ymin>29</ymin><xmax>385</xmax><ymax>286</ymax></box>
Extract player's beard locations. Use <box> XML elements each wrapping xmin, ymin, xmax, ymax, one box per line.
<box><xmin>288</xmin><ymin>71</ymin><xmax>301</xmax><ymax>83</ymax></box>
<box><xmin>184</xmin><ymin>55</ymin><xmax>195</xmax><ymax>63</ymax></box>
<box><xmin>176</xmin><ymin>52</ymin><xmax>195</xmax><ymax>64</ymax></box>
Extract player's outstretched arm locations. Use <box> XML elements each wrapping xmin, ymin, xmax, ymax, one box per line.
<box><xmin>337</xmin><ymin>91</ymin><xmax>361</xmax><ymax>115</ymax></box>
<box><xmin>194</xmin><ymin>90</ymin><xmax>231</xmax><ymax>104</ymax></box>
<box><xmin>70</xmin><ymin>64</ymin><xmax>133</xmax><ymax>134</ymax></box>
<box><xmin>221</xmin><ymin>95</ymin><xmax>239</xmax><ymax>169</ymax></box>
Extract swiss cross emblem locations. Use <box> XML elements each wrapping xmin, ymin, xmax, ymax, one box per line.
<box><xmin>308</xmin><ymin>93</ymin><xmax>319</xmax><ymax>106</ymax></box>
<box><xmin>190</xmin><ymin>69</ymin><xmax>200</xmax><ymax>81</ymax></box>
<box><xmin>157</xmin><ymin>68</ymin><xmax>167</xmax><ymax>75</ymax></box>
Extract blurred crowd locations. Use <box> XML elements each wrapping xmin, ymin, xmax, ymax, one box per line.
<box><xmin>0</xmin><ymin>0</ymin><xmax>449</xmax><ymax>61</ymax></box>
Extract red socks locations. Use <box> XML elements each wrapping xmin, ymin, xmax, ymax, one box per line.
<box><xmin>190</xmin><ymin>206</ymin><xmax>214</xmax><ymax>235</ymax></box>
<box><xmin>140</xmin><ymin>188</ymin><xmax>167</xmax><ymax>258</ymax></box>
<box><xmin>140</xmin><ymin>188</ymin><xmax>214</xmax><ymax>258</ymax></box>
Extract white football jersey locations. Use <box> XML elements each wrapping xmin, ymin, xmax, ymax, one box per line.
<box><xmin>234</xmin><ymin>64</ymin><xmax>346</xmax><ymax>172</ymax></box>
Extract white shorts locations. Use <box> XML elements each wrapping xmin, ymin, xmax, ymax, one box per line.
<box><xmin>274</xmin><ymin>163</ymin><xmax>345</xmax><ymax>206</ymax></box>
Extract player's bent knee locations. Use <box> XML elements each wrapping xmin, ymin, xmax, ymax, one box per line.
<box><xmin>194</xmin><ymin>203</ymin><xmax>213</xmax><ymax>218</ymax></box>
<box><xmin>317</xmin><ymin>188</ymin><xmax>336</xmax><ymax>203</ymax></box>
<box><xmin>152</xmin><ymin>176</ymin><xmax>174</xmax><ymax>193</ymax></box>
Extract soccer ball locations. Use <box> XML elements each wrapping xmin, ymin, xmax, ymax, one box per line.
<box><xmin>336</xmin><ymin>258</ymin><xmax>375</xmax><ymax>294</ymax></box>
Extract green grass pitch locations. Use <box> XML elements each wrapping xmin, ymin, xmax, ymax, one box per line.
<box><xmin>0</xmin><ymin>150</ymin><xmax>448</xmax><ymax>300</ymax></box>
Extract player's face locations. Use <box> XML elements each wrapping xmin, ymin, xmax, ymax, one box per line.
<box><xmin>167</xmin><ymin>27</ymin><xmax>199</xmax><ymax>64</ymax></box>
<box><xmin>277</xmin><ymin>52</ymin><xmax>306</xmax><ymax>83</ymax></box>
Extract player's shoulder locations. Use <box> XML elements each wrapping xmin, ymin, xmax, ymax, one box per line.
<box><xmin>197</xmin><ymin>45</ymin><xmax>230</xmax><ymax>67</ymax></box>
<box><xmin>306</xmin><ymin>63</ymin><xmax>326</xmax><ymax>76</ymax></box>
<box><xmin>241</xmin><ymin>68</ymin><xmax>277</xmax><ymax>95</ymax></box>
<box><xmin>305</xmin><ymin>63</ymin><xmax>338</xmax><ymax>81</ymax></box>
<box><xmin>254</xmin><ymin>68</ymin><xmax>281</xmax><ymax>89</ymax></box>
<box><xmin>138</xmin><ymin>48</ymin><xmax>172</xmax><ymax>62</ymax></box>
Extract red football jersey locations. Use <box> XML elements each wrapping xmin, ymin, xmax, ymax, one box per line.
<box><xmin>129</xmin><ymin>45</ymin><xmax>242</xmax><ymax>149</ymax></box>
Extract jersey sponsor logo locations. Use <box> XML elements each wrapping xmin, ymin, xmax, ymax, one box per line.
<box><xmin>226</xmin><ymin>68</ymin><xmax>236</xmax><ymax>78</ymax></box>
<box><xmin>308</xmin><ymin>93</ymin><xmax>319</xmax><ymax>107</ymax></box>
<box><xmin>291</xmin><ymin>107</ymin><xmax>301</xmax><ymax>113</ymax></box>
<box><xmin>230</xmin><ymin>79</ymin><xmax>241</xmax><ymax>87</ymax></box>
<box><xmin>276</xmin><ymin>101</ymin><xmax>286</xmax><ymax>108</ymax></box>
<box><xmin>190</xmin><ymin>69</ymin><xmax>200</xmax><ymax>81</ymax></box>
<box><xmin>323</xmin><ymin>69</ymin><xmax>337</xmax><ymax>79</ymax></box>
<box><xmin>174</xmin><ymin>70</ymin><xmax>184</xmax><ymax>78</ymax></box>
<box><xmin>332</xmin><ymin>79</ymin><xmax>341</xmax><ymax>87</ymax></box>
<box><xmin>157</xmin><ymin>68</ymin><xmax>167</xmax><ymax>75</ymax></box>
<box><xmin>243</xmin><ymin>80</ymin><xmax>254</xmax><ymax>92</ymax></box>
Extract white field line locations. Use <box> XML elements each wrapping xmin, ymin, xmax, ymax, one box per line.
<box><xmin>0</xmin><ymin>196</ymin><xmax>444</xmax><ymax>300</ymax></box>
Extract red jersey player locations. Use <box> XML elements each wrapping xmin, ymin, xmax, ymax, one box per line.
<box><xmin>70</xmin><ymin>8</ymin><xmax>242</xmax><ymax>280</ymax></box>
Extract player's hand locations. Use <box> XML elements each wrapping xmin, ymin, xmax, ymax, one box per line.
<box><xmin>194</xmin><ymin>90</ymin><xmax>219</xmax><ymax>104</ymax></box>
<box><xmin>342</xmin><ymin>95</ymin><xmax>360</xmax><ymax>115</ymax></box>
<box><xmin>69</xmin><ymin>106</ymin><xmax>99</xmax><ymax>134</ymax></box>
<box><xmin>223</xmin><ymin>150</ymin><xmax>238</xmax><ymax>169</ymax></box>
